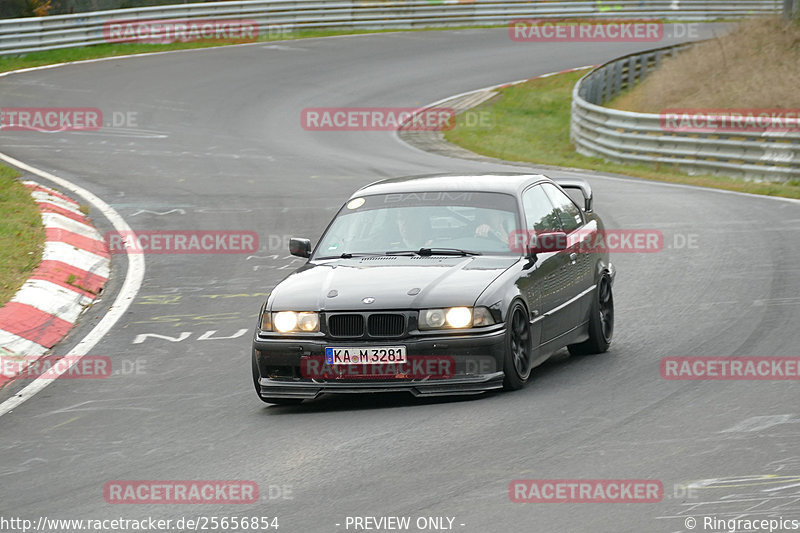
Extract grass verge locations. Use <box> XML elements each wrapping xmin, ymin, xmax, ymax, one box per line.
<box><xmin>444</xmin><ymin>70</ymin><xmax>800</xmax><ymax>199</ymax></box>
<box><xmin>0</xmin><ymin>164</ymin><xmax>45</xmax><ymax>307</ymax></box>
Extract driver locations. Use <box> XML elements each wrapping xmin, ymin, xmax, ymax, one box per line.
<box><xmin>475</xmin><ymin>210</ymin><xmax>510</xmax><ymax>244</ymax></box>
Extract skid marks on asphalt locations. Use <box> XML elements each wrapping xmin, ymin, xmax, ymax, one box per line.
<box><xmin>127</xmin><ymin>290</ymin><xmax>268</xmax><ymax>345</ymax></box>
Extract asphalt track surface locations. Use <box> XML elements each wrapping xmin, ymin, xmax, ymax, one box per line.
<box><xmin>1</xmin><ymin>25</ymin><xmax>799</xmax><ymax>533</ymax></box>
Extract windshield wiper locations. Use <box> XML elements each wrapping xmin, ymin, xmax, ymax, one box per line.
<box><xmin>337</xmin><ymin>252</ymin><xmax>385</xmax><ymax>259</ymax></box>
<box><xmin>315</xmin><ymin>252</ymin><xmax>385</xmax><ymax>259</ymax></box>
<box><xmin>386</xmin><ymin>248</ymin><xmax>481</xmax><ymax>256</ymax></box>
<box><xmin>329</xmin><ymin>249</ymin><xmax>482</xmax><ymax>258</ymax></box>
<box><xmin>383</xmin><ymin>250</ymin><xmax>417</xmax><ymax>256</ymax></box>
<box><xmin>420</xmin><ymin>247</ymin><xmax>482</xmax><ymax>256</ymax></box>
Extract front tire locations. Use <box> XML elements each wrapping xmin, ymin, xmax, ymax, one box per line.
<box><xmin>503</xmin><ymin>302</ymin><xmax>533</xmax><ymax>390</ymax></box>
<box><xmin>568</xmin><ymin>275</ymin><xmax>614</xmax><ymax>356</ymax></box>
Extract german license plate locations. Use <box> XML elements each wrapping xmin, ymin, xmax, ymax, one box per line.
<box><xmin>325</xmin><ymin>346</ymin><xmax>407</xmax><ymax>365</ymax></box>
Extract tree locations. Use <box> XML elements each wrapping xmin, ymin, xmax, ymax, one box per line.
<box><xmin>0</xmin><ymin>0</ymin><xmax>52</xmax><ymax>18</ymax></box>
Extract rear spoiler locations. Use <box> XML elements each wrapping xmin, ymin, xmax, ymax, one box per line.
<box><xmin>554</xmin><ymin>178</ymin><xmax>593</xmax><ymax>213</ymax></box>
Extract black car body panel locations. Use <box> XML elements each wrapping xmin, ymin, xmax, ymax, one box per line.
<box><xmin>267</xmin><ymin>256</ymin><xmax>518</xmax><ymax>312</ymax></box>
<box><xmin>252</xmin><ymin>173</ymin><xmax>615</xmax><ymax>402</ymax></box>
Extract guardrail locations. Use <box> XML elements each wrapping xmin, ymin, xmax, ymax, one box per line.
<box><xmin>0</xmin><ymin>0</ymin><xmax>783</xmax><ymax>57</ymax></box>
<box><xmin>570</xmin><ymin>43</ymin><xmax>800</xmax><ymax>181</ymax></box>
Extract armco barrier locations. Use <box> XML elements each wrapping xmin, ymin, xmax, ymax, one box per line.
<box><xmin>0</xmin><ymin>0</ymin><xmax>783</xmax><ymax>56</ymax></box>
<box><xmin>570</xmin><ymin>43</ymin><xmax>800</xmax><ymax>181</ymax></box>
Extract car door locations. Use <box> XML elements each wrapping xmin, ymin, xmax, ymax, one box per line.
<box><xmin>541</xmin><ymin>183</ymin><xmax>595</xmax><ymax>330</ymax></box>
<box><xmin>518</xmin><ymin>184</ymin><xmax>573</xmax><ymax>345</ymax></box>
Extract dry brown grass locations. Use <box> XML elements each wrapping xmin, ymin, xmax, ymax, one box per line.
<box><xmin>611</xmin><ymin>17</ymin><xmax>800</xmax><ymax>111</ymax></box>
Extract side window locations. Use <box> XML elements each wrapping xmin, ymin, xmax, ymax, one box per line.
<box><xmin>542</xmin><ymin>183</ymin><xmax>583</xmax><ymax>233</ymax></box>
<box><xmin>522</xmin><ymin>185</ymin><xmax>561</xmax><ymax>232</ymax></box>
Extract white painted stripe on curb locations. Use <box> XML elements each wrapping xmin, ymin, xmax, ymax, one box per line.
<box><xmin>30</xmin><ymin>190</ymin><xmax>85</xmax><ymax>215</ymax></box>
<box><xmin>29</xmin><ymin>184</ymin><xmax>80</xmax><ymax>203</ymax></box>
<box><xmin>11</xmin><ymin>279</ymin><xmax>93</xmax><ymax>323</ymax></box>
<box><xmin>0</xmin><ymin>154</ymin><xmax>145</xmax><ymax>417</ymax></box>
<box><xmin>41</xmin><ymin>212</ymin><xmax>105</xmax><ymax>242</ymax></box>
<box><xmin>0</xmin><ymin>332</ymin><xmax>48</xmax><ymax>357</ymax></box>
<box><xmin>24</xmin><ymin>181</ymin><xmax>77</xmax><ymax>203</ymax></box>
<box><xmin>42</xmin><ymin>242</ymin><xmax>110</xmax><ymax>279</ymax></box>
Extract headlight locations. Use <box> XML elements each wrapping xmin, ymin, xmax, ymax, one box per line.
<box><xmin>268</xmin><ymin>311</ymin><xmax>320</xmax><ymax>333</ymax></box>
<box><xmin>260</xmin><ymin>307</ymin><xmax>272</xmax><ymax>330</ymax></box>
<box><xmin>273</xmin><ymin>311</ymin><xmax>298</xmax><ymax>332</ymax></box>
<box><xmin>472</xmin><ymin>307</ymin><xmax>495</xmax><ymax>327</ymax></box>
<box><xmin>420</xmin><ymin>309</ymin><xmax>446</xmax><ymax>328</ymax></box>
<box><xmin>297</xmin><ymin>312</ymin><xmax>320</xmax><ymax>332</ymax></box>
<box><xmin>445</xmin><ymin>307</ymin><xmax>472</xmax><ymax>328</ymax></box>
<box><xmin>418</xmin><ymin>306</ymin><xmax>496</xmax><ymax>330</ymax></box>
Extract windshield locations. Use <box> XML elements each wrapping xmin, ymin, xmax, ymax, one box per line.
<box><xmin>314</xmin><ymin>191</ymin><xmax>520</xmax><ymax>258</ymax></box>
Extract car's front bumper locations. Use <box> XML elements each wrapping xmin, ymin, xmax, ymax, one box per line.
<box><xmin>257</xmin><ymin>373</ymin><xmax>505</xmax><ymax>399</ymax></box>
<box><xmin>253</xmin><ymin>327</ymin><xmax>506</xmax><ymax>399</ymax></box>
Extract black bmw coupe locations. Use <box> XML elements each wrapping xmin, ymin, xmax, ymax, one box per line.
<box><xmin>252</xmin><ymin>174</ymin><xmax>615</xmax><ymax>404</ymax></box>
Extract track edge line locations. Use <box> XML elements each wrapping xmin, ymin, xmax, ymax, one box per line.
<box><xmin>0</xmin><ymin>152</ymin><xmax>145</xmax><ymax>417</ymax></box>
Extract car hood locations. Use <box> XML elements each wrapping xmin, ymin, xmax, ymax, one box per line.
<box><xmin>269</xmin><ymin>255</ymin><xmax>518</xmax><ymax>311</ymax></box>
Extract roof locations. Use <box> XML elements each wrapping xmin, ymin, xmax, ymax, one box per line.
<box><xmin>352</xmin><ymin>173</ymin><xmax>551</xmax><ymax>198</ymax></box>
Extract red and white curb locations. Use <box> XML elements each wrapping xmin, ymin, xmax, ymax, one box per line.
<box><xmin>0</xmin><ymin>181</ymin><xmax>109</xmax><ymax>387</ymax></box>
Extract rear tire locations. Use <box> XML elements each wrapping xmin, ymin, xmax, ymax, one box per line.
<box><xmin>568</xmin><ymin>275</ymin><xmax>613</xmax><ymax>356</ymax></box>
<box><xmin>252</xmin><ymin>351</ymin><xmax>303</xmax><ymax>405</ymax></box>
<box><xmin>502</xmin><ymin>302</ymin><xmax>533</xmax><ymax>390</ymax></box>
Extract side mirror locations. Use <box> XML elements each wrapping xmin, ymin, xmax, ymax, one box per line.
<box><xmin>528</xmin><ymin>231</ymin><xmax>568</xmax><ymax>255</ymax></box>
<box><xmin>289</xmin><ymin>237</ymin><xmax>312</xmax><ymax>258</ymax></box>
<box><xmin>554</xmin><ymin>178</ymin><xmax>593</xmax><ymax>213</ymax></box>
<box><xmin>583</xmin><ymin>194</ymin><xmax>593</xmax><ymax>213</ymax></box>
